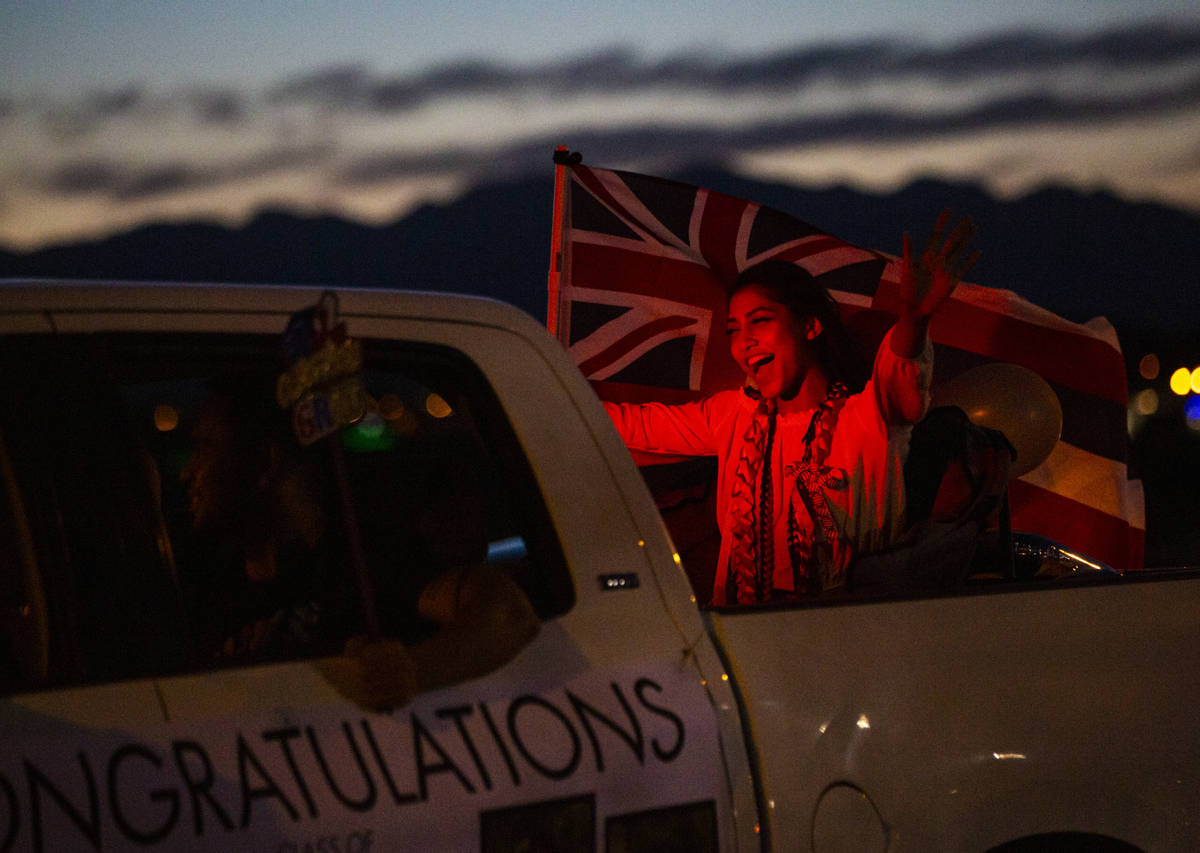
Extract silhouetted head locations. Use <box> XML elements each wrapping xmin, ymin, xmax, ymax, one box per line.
<box><xmin>181</xmin><ymin>371</ymin><xmax>312</xmax><ymax>550</ymax></box>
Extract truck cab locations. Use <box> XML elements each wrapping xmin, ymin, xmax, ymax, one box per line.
<box><xmin>1</xmin><ymin>281</ymin><xmax>1197</xmax><ymax>852</ymax></box>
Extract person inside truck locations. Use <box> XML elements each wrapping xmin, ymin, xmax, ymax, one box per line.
<box><xmin>336</xmin><ymin>431</ymin><xmax>542</xmax><ymax>710</ymax></box>
<box><xmin>181</xmin><ymin>371</ymin><xmax>359</xmax><ymax>661</ymax></box>
<box><xmin>605</xmin><ymin>212</ymin><xmax>979</xmax><ymax>605</ymax></box>
<box><xmin>181</xmin><ymin>372</ymin><xmax>539</xmax><ymax>708</ymax></box>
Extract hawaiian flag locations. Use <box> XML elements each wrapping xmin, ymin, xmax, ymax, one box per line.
<box><xmin>546</xmin><ymin>153</ymin><xmax>1145</xmax><ymax>572</ymax></box>
<box><xmin>547</xmin><ymin>157</ymin><xmax>886</xmax><ymax>404</ymax></box>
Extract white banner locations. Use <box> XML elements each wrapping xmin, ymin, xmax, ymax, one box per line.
<box><xmin>0</xmin><ymin>662</ymin><xmax>724</xmax><ymax>852</ymax></box>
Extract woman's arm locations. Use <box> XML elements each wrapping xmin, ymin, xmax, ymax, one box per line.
<box><xmin>603</xmin><ymin>396</ymin><xmax>727</xmax><ymax>457</ymax></box>
<box><xmin>867</xmin><ymin>211</ymin><xmax>979</xmax><ymax>425</ymax></box>
<box><xmin>890</xmin><ymin>210</ymin><xmax>980</xmax><ymax>359</ymax></box>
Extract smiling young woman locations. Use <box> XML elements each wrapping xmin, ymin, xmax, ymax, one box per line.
<box><xmin>604</xmin><ymin>212</ymin><xmax>978</xmax><ymax>606</ymax></box>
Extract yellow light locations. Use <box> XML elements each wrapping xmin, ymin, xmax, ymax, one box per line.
<box><xmin>856</xmin><ymin>714</ymin><xmax>870</xmax><ymax>729</ymax></box>
<box><xmin>721</xmin><ymin>673</ymin><xmax>729</xmax><ymax>681</ymax></box>
<box><xmin>1138</xmin><ymin>353</ymin><xmax>1160</xmax><ymax>380</ymax></box>
<box><xmin>1191</xmin><ymin>367</ymin><xmax>1200</xmax><ymax>394</ymax></box>
<box><xmin>637</xmin><ymin>539</ymin><xmax>645</xmax><ymax>547</ymax></box>
<box><xmin>1169</xmin><ymin>367</ymin><xmax>1192</xmax><ymax>396</ymax></box>
<box><xmin>1133</xmin><ymin>388</ymin><xmax>1159</xmax><ymax>416</ymax></box>
<box><xmin>153</xmin><ymin>404</ymin><xmax>179</xmax><ymax>432</ymax></box>
<box><xmin>425</xmin><ymin>392</ymin><xmax>452</xmax><ymax>418</ymax></box>
<box><xmin>1059</xmin><ymin>549</ymin><xmax>1103</xmax><ymax>571</ymax></box>
<box><xmin>672</xmin><ymin>552</ymin><xmax>682</xmax><ymax>565</ymax></box>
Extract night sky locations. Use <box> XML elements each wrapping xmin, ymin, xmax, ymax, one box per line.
<box><xmin>3</xmin><ymin>1</ymin><xmax>1198</xmax><ymax>249</ymax></box>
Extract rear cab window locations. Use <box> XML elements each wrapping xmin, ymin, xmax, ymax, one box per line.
<box><xmin>0</xmin><ymin>330</ymin><xmax>573</xmax><ymax>696</ymax></box>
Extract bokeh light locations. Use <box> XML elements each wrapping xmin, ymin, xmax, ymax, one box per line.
<box><xmin>1138</xmin><ymin>353</ymin><xmax>1160</xmax><ymax>380</ymax></box>
<box><xmin>355</xmin><ymin>412</ymin><xmax>386</xmax><ymax>440</ymax></box>
<box><xmin>1192</xmin><ymin>367</ymin><xmax>1200</xmax><ymax>394</ymax></box>
<box><xmin>425</xmin><ymin>392</ymin><xmax>452</xmax><ymax>418</ymax></box>
<box><xmin>1133</xmin><ymin>388</ymin><xmax>1159</xmax><ymax>416</ymax></box>
<box><xmin>379</xmin><ymin>393</ymin><xmax>405</xmax><ymax>420</ymax></box>
<box><xmin>153</xmin><ymin>404</ymin><xmax>179</xmax><ymax>432</ymax></box>
<box><xmin>342</xmin><ymin>411</ymin><xmax>396</xmax><ymax>452</ymax></box>
<box><xmin>1169</xmin><ymin>367</ymin><xmax>1192</xmax><ymax>396</ymax></box>
<box><xmin>1186</xmin><ymin>396</ymin><xmax>1200</xmax><ymax>431</ymax></box>
<box><xmin>378</xmin><ymin>392</ymin><xmax>419</xmax><ymax>435</ymax></box>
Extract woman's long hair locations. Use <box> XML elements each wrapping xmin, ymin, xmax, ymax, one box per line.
<box><xmin>729</xmin><ymin>259</ymin><xmax>869</xmax><ymax>392</ymax></box>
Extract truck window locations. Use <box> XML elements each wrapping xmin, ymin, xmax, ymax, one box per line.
<box><xmin>0</xmin><ymin>332</ymin><xmax>572</xmax><ymax>695</ymax></box>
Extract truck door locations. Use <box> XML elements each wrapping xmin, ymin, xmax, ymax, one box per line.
<box><xmin>0</xmin><ymin>307</ymin><xmax>744</xmax><ymax>852</ymax></box>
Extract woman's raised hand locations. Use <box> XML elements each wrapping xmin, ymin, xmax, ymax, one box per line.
<box><xmin>900</xmin><ymin>209</ymin><xmax>980</xmax><ymax>320</ymax></box>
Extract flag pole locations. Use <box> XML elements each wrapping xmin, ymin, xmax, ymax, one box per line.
<box><xmin>546</xmin><ymin>146</ymin><xmax>577</xmax><ymax>336</ymax></box>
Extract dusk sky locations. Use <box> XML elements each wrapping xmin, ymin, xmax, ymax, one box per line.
<box><xmin>3</xmin><ymin>1</ymin><xmax>1199</xmax><ymax>249</ymax></box>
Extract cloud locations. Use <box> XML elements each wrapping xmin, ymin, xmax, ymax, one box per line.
<box><xmin>883</xmin><ymin>22</ymin><xmax>1200</xmax><ymax>79</ymax></box>
<box><xmin>12</xmin><ymin>18</ymin><xmax>1199</xmax><ymax>133</ymax></box>
<box><xmin>260</xmin><ymin>49</ymin><xmax>645</xmax><ymax>113</ymax></box>
<box><xmin>325</xmin><ymin>65</ymin><xmax>1200</xmax><ymax>186</ymax></box>
<box><xmin>40</xmin><ymin>84</ymin><xmax>148</xmax><ymax>138</ymax></box>
<box><xmin>42</xmin><ymin>144</ymin><xmax>336</xmax><ymax>200</ymax></box>
<box><xmin>252</xmin><ymin>20</ymin><xmax>1200</xmax><ymax>112</ymax></box>
<box><xmin>266</xmin><ymin>65</ymin><xmax>372</xmax><ymax>106</ymax></box>
<box><xmin>338</xmin><ymin>147</ymin><xmax>494</xmax><ymax>184</ymax></box>
<box><xmin>44</xmin><ymin>159</ymin><xmax>124</xmax><ymax>194</ymax></box>
<box><xmin>28</xmin><ymin>53</ymin><xmax>1200</xmax><ymax>202</ymax></box>
<box><xmin>33</xmin><ymin>82</ymin><xmax>247</xmax><ymax>139</ymax></box>
<box><xmin>187</xmin><ymin>88</ymin><xmax>245</xmax><ymax>125</ymax></box>
<box><xmin>4</xmin><ymin>16</ymin><xmax>1199</xmax><ymax>250</ymax></box>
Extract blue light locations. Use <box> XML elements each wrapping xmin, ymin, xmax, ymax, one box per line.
<box><xmin>1185</xmin><ymin>395</ymin><xmax>1200</xmax><ymax>427</ymax></box>
<box><xmin>487</xmin><ymin>536</ymin><xmax>527</xmax><ymax>562</ymax></box>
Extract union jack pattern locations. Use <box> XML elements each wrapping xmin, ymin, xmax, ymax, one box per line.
<box><xmin>550</xmin><ymin>164</ymin><xmax>886</xmax><ymax>402</ymax></box>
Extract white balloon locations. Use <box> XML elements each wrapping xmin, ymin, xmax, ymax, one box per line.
<box><xmin>931</xmin><ymin>363</ymin><xmax>1063</xmax><ymax>478</ymax></box>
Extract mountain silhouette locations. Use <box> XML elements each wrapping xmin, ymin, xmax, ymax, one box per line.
<box><xmin>0</xmin><ymin>178</ymin><xmax>559</xmax><ymax>324</ymax></box>
<box><xmin>2</xmin><ymin>169</ymin><xmax>1197</xmax><ymax>356</ymax></box>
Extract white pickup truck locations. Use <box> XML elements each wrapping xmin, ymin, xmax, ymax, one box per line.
<box><xmin>1</xmin><ymin>281</ymin><xmax>1197</xmax><ymax>853</ymax></box>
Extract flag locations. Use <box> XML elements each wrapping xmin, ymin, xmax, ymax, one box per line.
<box><xmin>546</xmin><ymin>152</ymin><xmax>1145</xmax><ymax>572</ymax></box>
<box><xmin>548</xmin><ymin>157</ymin><xmax>886</xmax><ymax>404</ymax></box>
